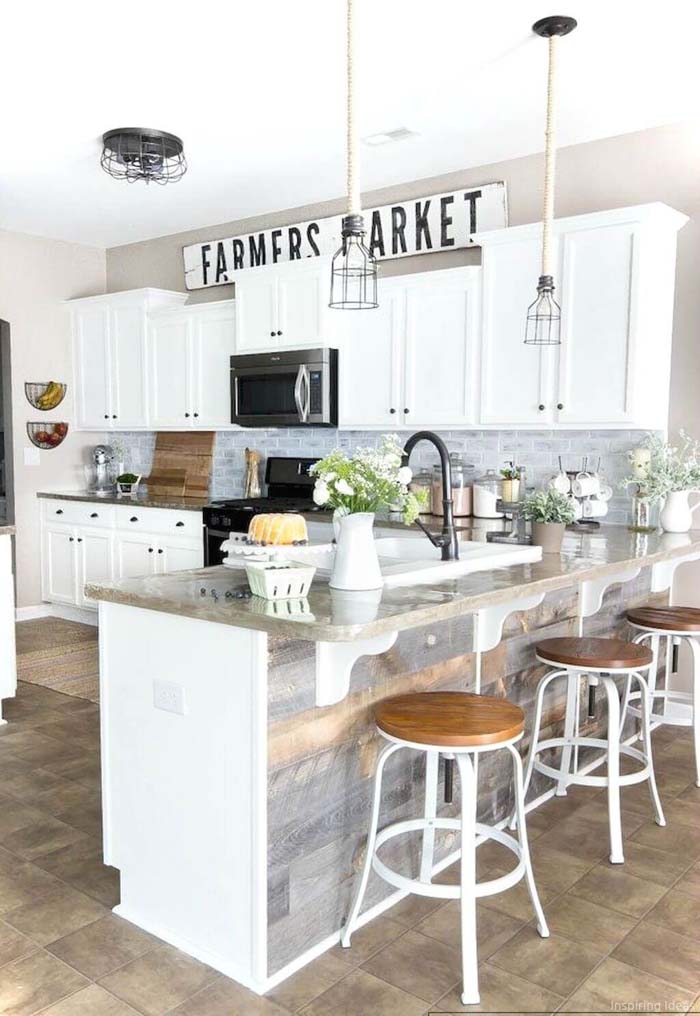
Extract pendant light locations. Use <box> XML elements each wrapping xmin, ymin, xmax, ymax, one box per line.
<box><xmin>524</xmin><ymin>15</ymin><xmax>577</xmax><ymax>345</ymax></box>
<box><xmin>329</xmin><ymin>0</ymin><xmax>378</xmax><ymax>310</ymax></box>
<box><xmin>101</xmin><ymin>128</ymin><xmax>187</xmax><ymax>185</ymax></box>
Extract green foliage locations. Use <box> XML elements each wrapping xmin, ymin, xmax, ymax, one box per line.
<box><xmin>522</xmin><ymin>488</ymin><xmax>576</xmax><ymax>524</ymax></box>
<box><xmin>117</xmin><ymin>473</ymin><xmax>139</xmax><ymax>484</ymax></box>
<box><xmin>621</xmin><ymin>431</ymin><xmax>700</xmax><ymax>504</ymax></box>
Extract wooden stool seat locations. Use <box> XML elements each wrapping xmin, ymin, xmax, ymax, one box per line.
<box><xmin>536</xmin><ymin>636</ymin><xmax>653</xmax><ymax>670</ymax></box>
<box><xmin>374</xmin><ymin>691</ymin><xmax>524</xmax><ymax>748</ymax></box>
<box><xmin>627</xmin><ymin>606</ymin><xmax>700</xmax><ymax>633</ymax></box>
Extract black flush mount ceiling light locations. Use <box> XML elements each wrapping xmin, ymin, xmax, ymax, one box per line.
<box><xmin>100</xmin><ymin>128</ymin><xmax>187</xmax><ymax>185</ymax></box>
<box><xmin>329</xmin><ymin>0</ymin><xmax>378</xmax><ymax>310</ymax></box>
<box><xmin>524</xmin><ymin>15</ymin><xmax>577</xmax><ymax>345</ymax></box>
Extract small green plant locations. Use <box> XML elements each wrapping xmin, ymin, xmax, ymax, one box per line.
<box><xmin>117</xmin><ymin>473</ymin><xmax>139</xmax><ymax>484</ymax></box>
<box><xmin>500</xmin><ymin>461</ymin><xmax>520</xmax><ymax>480</ymax></box>
<box><xmin>522</xmin><ymin>488</ymin><xmax>576</xmax><ymax>524</ymax></box>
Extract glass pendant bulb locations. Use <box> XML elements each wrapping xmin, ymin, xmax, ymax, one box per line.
<box><xmin>525</xmin><ymin>274</ymin><xmax>561</xmax><ymax>345</ymax></box>
<box><xmin>329</xmin><ymin>213</ymin><xmax>378</xmax><ymax>310</ymax></box>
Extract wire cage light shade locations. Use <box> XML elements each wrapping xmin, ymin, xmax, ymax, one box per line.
<box><xmin>329</xmin><ymin>214</ymin><xmax>378</xmax><ymax>309</ymax></box>
<box><xmin>100</xmin><ymin>128</ymin><xmax>187</xmax><ymax>185</ymax></box>
<box><xmin>525</xmin><ymin>275</ymin><xmax>561</xmax><ymax>345</ymax></box>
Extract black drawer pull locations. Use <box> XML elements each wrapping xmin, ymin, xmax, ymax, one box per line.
<box><xmin>56</xmin><ymin>509</ymin><xmax>63</xmax><ymax>515</ymax></box>
<box><xmin>90</xmin><ymin>512</ymin><xmax>98</xmax><ymax>518</ymax></box>
<box><xmin>176</xmin><ymin>521</ymin><xmax>184</xmax><ymax>527</ymax></box>
<box><xmin>130</xmin><ymin>516</ymin><xmax>138</xmax><ymax>523</ymax></box>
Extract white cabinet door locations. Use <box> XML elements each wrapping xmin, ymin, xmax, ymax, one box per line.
<box><xmin>111</xmin><ymin>303</ymin><xmax>148</xmax><ymax>428</ymax></box>
<box><xmin>42</xmin><ymin>526</ymin><xmax>77</xmax><ymax>604</ymax></box>
<box><xmin>277</xmin><ymin>266</ymin><xmax>327</xmax><ymax>347</ymax></box>
<box><xmin>73</xmin><ymin>306</ymin><xmax>112</xmax><ymax>428</ymax></box>
<box><xmin>158</xmin><ymin>538</ymin><xmax>203</xmax><ymax>574</ymax></box>
<box><xmin>191</xmin><ymin>308</ymin><xmax>235</xmax><ymax>428</ymax></box>
<box><xmin>235</xmin><ymin>274</ymin><xmax>278</xmax><ymax>351</ymax></box>
<box><xmin>479</xmin><ymin>235</ymin><xmax>556</xmax><ymax>426</ymax></box>
<box><xmin>149</xmin><ymin>315</ymin><xmax>193</xmax><ymax>427</ymax></box>
<box><xmin>77</xmin><ymin>529</ymin><xmax>114</xmax><ymax>607</ymax></box>
<box><xmin>556</xmin><ymin>224</ymin><xmax>636</xmax><ymax>425</ymax></box>
<box><xmin>337</xmin><ymin>287</ymin><xmax>403</xmax><ymax>427</ymax></box>
<box><xmin>403</xmin><ymin>272</ymin><xmax>479</xmax><ymax>428</ymax></box>
<box><xmin>115</xmin><ymin>532</ymin><xmax>158</xmax><ymax>579</ymax></box>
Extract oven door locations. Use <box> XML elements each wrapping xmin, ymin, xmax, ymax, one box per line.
<box><xmin>204</xmin><ymin>527</ymin><xmax>230</xmax><ymax>567</ymax></box>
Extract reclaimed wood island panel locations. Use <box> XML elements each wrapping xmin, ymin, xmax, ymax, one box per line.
<box><xmin>87</xmin><ymin>527</ymin><xmax>700</xmax><ymax>994</ymax></box>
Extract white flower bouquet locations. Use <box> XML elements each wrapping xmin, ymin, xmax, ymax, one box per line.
<box><xmin>622</xmin><ymin>431</ymin><xmax>700</xmax><ymax>503</ymax></box>
<box><xmin>310</xmin><ymin>434</ymin><xmax>422</xmax><ymax>525</ymax></box>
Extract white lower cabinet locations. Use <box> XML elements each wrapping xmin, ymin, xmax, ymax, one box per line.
<box><xmin>41</xmin><ymin>500</ymin><xmax>204</xmax><ymax>612</ymax></box>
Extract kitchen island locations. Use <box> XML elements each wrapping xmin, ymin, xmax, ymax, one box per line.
<box><xmin>87</xmin><ymin>526</ymin><xmax>700</xmax><ymax>995</ymax></box>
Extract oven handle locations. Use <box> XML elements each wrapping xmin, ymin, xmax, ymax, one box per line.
<box><xmin>294</xmin><ymin>364</ymin><xmax>310</xmax><ymax>423</ymax></box>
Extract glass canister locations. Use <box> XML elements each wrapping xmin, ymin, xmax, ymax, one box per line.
<box><xmin>409</xmin><ymin>470</ymin><xmax>434</xmax><ymax>516</ymax></box>
<box><xmin>473</xmin><ymin>469</ymin><xmax>505</xmax><ymax>519</ymax></box>
<box><xmin>431</xmin><ymin>455</ymin><xmax>475</xmax><ymax>517</ymax></box>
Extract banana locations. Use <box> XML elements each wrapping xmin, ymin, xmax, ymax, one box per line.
<box><xmin>37</xmin><ymin>382</ymin><xmax>63</xmax><ymax>410</ymax></box>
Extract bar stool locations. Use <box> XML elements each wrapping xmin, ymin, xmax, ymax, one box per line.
<box><xmin>625</xmin><ymin>606</ymin><xmax>700</xmax><ymax>787</ymax></box>
<box><xmin>341</xmin><ymin>691</ymin><xmax>549</xmax><ymax>1006</ymax></box>
<box><xmin>518</xmin><ymin>637</ymin><xmax>665</xmax><ymax>865</ymax></box>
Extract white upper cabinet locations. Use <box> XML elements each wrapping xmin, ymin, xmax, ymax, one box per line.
<box><xmin>337</xmin><ymin>268</ymin><xmax>480</xmax><ymax>429</ymax></box>
<box><xmin>69</xmin><ymin>289</ymin><xmax>188</xmax><ymax>430</ymax></box>
<box><xmin>235</xmin><ymin>258</ymin><xmax>330</xmax><ymax>352</ymax></box>
<box><xmin>476</xmin><ymin>204</ymin><xmax>687</xmax><ymax>430</ymax></box>
<box><xmin>148</xmin><ymin>302</ymin><xmax>235</xmax><ymax>429</ymax></box>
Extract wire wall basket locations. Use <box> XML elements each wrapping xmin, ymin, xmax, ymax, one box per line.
<box><xmin>25</xmin><ymin>382</ymin><xmax>67</xmax><ymax>411</ymax></box>
<box><xmin>26</xmin><ymin>422</ymin><xmax>69</xmax><ymax>450</ymax></box>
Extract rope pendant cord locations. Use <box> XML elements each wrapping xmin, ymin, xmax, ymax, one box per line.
<box><xmin>346</xmin><ymin>0</ymin><xmax>360</xmax><ymax>217</ymax></box>
<box><xmin>541</xmin><ymin>33</ymin><xmax>558</xmax><ymax>279</ymax></box>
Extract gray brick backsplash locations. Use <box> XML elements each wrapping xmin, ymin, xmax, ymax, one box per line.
<box><xmin>110</xmin><ymin>428</ymin><xmax>647</xmax><ymax>523</ymax></box>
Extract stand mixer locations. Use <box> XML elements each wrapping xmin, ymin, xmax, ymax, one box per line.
<box><xmin>91</xmin><ymin>445</ymin><xmax>114</xmax><ymax>496</ymax></box>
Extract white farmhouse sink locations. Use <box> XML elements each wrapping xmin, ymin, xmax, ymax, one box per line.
<box><xmin>373</xmin><ymin>537</ymin><xmax>542</xmax><ymax>587</ymax></box>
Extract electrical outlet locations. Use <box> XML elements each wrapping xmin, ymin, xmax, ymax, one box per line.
<box><xmin>153</xmin><ymin>680</ymin><xmax>186</xmax><ymax>716</ymax></box>
<box><xmin>24</xmin><ymin>446</ymin><xmax>40</xmax><ymax>466</ymax></box>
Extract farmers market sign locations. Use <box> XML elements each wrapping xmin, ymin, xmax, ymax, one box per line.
<box><xmin>183</xmin><ymin>182</ymin><xmax>507</xmax><ymax>290</ymax></box>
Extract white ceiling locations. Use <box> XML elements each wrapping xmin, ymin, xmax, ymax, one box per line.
<box><xmin>1</xmin><ymin>0</ymin><xmax>697</xmax><ymax>248</ymax></box>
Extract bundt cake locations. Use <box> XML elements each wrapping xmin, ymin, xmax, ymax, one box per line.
<box><xmin>247</xmin><ymin>513</ymin><xmax>308</xmax><ymax>546</ymax></box>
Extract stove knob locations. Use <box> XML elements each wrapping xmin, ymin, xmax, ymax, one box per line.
<box><xmin>210</xmin><ymin>515</ymin><xmax>220</xmax><ymax>527</ymax></box>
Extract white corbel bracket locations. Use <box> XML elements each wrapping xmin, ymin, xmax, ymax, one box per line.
<box><xmin>651</xmin><ymin>551</ymin><xmax>700</xmax><ymax>593</ymax></box>
<box><xmin>315</xmin><ymin>631</ymin><xmax>399</xmax><ymax>706</ymax></box>
<box><xmin>578</xmin><ymin>567</ymin><xmax>641</xmax><ymax>620</ymax></box>
<box><xmin>473</xmin><ymin>593</ymin><xmax>546</xmax><ymax>654</ymax></box>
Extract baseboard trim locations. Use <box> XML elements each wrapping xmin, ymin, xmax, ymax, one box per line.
<box><xmin>16</xmin><ymin>603</ymin><xmax>98</xmax><ymax>627</ymax></box>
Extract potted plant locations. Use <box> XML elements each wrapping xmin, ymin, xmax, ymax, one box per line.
<box><xmin>116</xmin><ymin>472</ymin><xmax>141</xmax><ymax>498</ymax></box>
<box><xmin>500</xmin><ymin>462</ymin><xmax>522</xmax><ymax>503</ymax></box>
<box><xmin>310</xmin><ymin>435</ymin><xmax>421</xmax><ymax>590</ymax></box>
<box><xmin>621</xmin><ymin>431</ymin><xmax>700</xmax><ymax>534</ymax></box>
<box><xmin>522</xmin><ymin>488</ymin><xmax>576</xmax><ymax>553</ymax></box>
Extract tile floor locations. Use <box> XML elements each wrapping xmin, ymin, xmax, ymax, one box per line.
<box><xmin>1</xmin><ymin>681</ymin><xmax>700</xmax><ymax>1014</ymax></box>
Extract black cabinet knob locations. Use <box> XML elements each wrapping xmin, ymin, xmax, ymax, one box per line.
<box><xmin>538</xmin><ymin>404</ymin><xmax>545</xmax><ymax>411</ymax></box>
<box><xmin>157</xmin><ymin>548</ymin><xmax>163</xmax><ymax>554</ymax></box>
<box><xmin>193</xmin><ymin>412</ymin><xmax>199</xmax><ymax>418</ymax></box>
<box><xmin>77</xmin><ymin>538</ymin><xmax>83</xmax><ymax>543</ymax></box>
<box><xmin>130</xmin><ymin>516</ymin><xmax>138</xmax><ymax>522</ymax></box>
<box><xmin>69</xmin><ymin>536</ymin><xmax>74</xmax><ymax>542</ymax></box>
<box><xmin>112</xmin><ymin>415</ymin><xmax>117</xmax><ymax>419</ymax></box>
<box><xmin>277</xmin><ymin>330</ymin><xmax>282</xmax><ymax>336</ymax></box>
<box><xmin>176</xmin><ymin>521</ymin><xmax>184</xmax><ymax>527</ymax></box>
<box><xmin>56</xmin><ymin>509</ymin><xmax>63</xmax><ymax>515</ymax></box>
<box><xmin>270</xmin><ymin>331</ymin><xmax>275</xmax><ymax>337</ymax></box>
<box><xmin>148</xmin><ymin>547</ymin><xmax>154</xmax><ymax>553</ymax></box>
<box><xmin>90</xmin><ymin>512</ymin><xmax>98</xmax><ymax>518</ymax></box>
<box><xmin>185</xmin><ymin>412</ymin><xmax>190</xmax><ymax>418</ymax></box>
<box><xmin>404</xmin><ymin>408</ymin><xmax>410</xmax><ymax>414</ymax></box>
<box><xmin>557</xmin><ymin>402</ymin><xmax>564</xmax><ymax>410</ymax></box>
<box><xmin>104</xmin><ymin>414</ymin><xmax>109</xmax><ymax>420</ymax></box>
<box><xmin>389</xmin><ymin>408</ymin><xmax>396</xmax><ymax>414</ymax></box>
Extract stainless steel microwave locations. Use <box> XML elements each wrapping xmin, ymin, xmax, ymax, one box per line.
<box><xmin>230</xmin><ymin>348</ymin><xmax>338</xmax><ymax>427</ymax></box>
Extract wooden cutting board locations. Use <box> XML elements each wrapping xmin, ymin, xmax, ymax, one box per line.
<box><xmin>145</xmin><ymin>468</ymin><xmax>187</xmax><ymax>496</ymax></box>
<box><xmin>152</xmin><ymin>432</ymin><xmax>215</xmax><ymax>498</ymax></box>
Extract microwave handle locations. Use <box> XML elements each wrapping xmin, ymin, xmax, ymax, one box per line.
<box><xmin>294</xmin><ymin>364</ymin><xmax>310</xmax><ymax>423</ymax></box>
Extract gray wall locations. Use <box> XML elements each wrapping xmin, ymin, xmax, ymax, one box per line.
<box><xmin>105</xmin><ymin>121</ymin><xmax>700</xmax><ymax>441</ymax></box>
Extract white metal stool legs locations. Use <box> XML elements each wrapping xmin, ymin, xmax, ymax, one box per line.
<box><xmin>636</xmin><ymin>671</ymin><xmax>665</xmax><ymax>826</ymax></box>
<box><xmin>557</xmin><ymin>672</ymin><xmax>580</xmax><ymax>796</ymax></box>
<box><xmin>600</xmin><ymin>674</ymin><xmax>623</xmax><ymax>864</ymax></box>
<box><xmin>510</xmin><ymin>669</ymin><xmax>567</xmax><ymax>830</ymax></box>
<box><xmin>341</xmin><ymin>741</ymin><xmax>401</xmax><ymax>948</ymax></box>
<box><xmin>454</xmin><ymin>753</ymin><xmax>479</xmax><ymax>1006</ymax></box>
<box><xmin>420</xmin><ymin>751</ymin><xmax>439</xmax><ymax>882</ymax></box>
<box><xmin>507</xmin><ymin>743</ymin><xmax>549</xmax><ymax>938</ymax></box>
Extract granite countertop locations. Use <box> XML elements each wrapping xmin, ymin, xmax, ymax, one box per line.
<box><xmin>37</xmin><ymin>491</ymin><xmax>209</xmax><ymax>512</ymax></box>
<box><xmin>0</xmin><ymin>525</ymin><xmax>15</xmax><ymax>537</ymax></box>
<box><xmin>86</xmin><ymin>526</ymin><xmax>700</xmax><ymax>642</ymax></box>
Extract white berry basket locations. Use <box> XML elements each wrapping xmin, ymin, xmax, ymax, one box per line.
<box><xmin>244</xmin><ymin>560</ymin><xmax>317</xmax><ymax>600</ymax></box>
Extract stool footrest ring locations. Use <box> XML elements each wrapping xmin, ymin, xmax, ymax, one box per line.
<box><xmin>532</xmin><ymin>736</ymin><xmax>652</xmax><ymax>788</ymax></box>
<box><xmin>626</xmin><ymin>689</ymin><xmax>693</xmax><ymax>728</ymax></box>
<box><xmin>372</xmin><ymin>817</ymin><xmax>525</xmax><ymax>902</ymax></box>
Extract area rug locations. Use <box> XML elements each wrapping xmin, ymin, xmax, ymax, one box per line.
<box><xmin>15</xmin><ymin>618</ymin><xmax>99</xmax><ymax>702</ymax></box>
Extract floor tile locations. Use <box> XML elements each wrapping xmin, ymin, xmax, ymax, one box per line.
<box><xmin>660</xmin><ymin>797</ymin><xmax>700</xmax><ymax>829</ymax></box>
<box><xmin>674</xmin><ymin>861</ymin><xmax>700</xmax><ymax>900</ymax></box>
<box><xmin>417</xmin><ymin>900</ymin><xmax>523</xmax><ymax>960</ymax></box>
<box><xmin>267</xmin><ymin>952</ymin><xmax>354</xmax><ymax>1012</ymax></box>
<box><xmin>299</xmin><ymin>967</ymin><xmax>426</xmax><ymax>1016</ymax></box>
<box><xmin>619</xmin><ymin>838</ymin><xmax>693</xmax><ymax>887</ymax></box>
<box><xmin>362</xmin><ymin>927</ymin><xmax>461</xmax><ymax>1003</ymax></box>
<box><xmin>528</xmin><ymin>840</ymin><xmax>596</xmax><ymax>894</ymax></box>
<box><xmin>476</xmin><ymin>867</ymin><xmax>558</xmax><ymax>923</ymax></box>
<box><xmin>0</xmin><ymin>857</ymin><xmax>62</xmax><ymax>915</ymax></box>
<box><xmin>570</xmin><ymin>862</ymin><xmax>668</xmax><ymax>918</ymax></box>
<box><xmin>433</xmin><ymin>960</ymin><xmax>564</xmax><ymax>1013</ymax></box>
<box><xmin>47</xmin><ymin>913</ymin><xmax>158</xmax><ymax>980</ymax></box>
<box><xmin>31</xmin><ymin>837</ymin><xmax>119</xmax><ymax>907</ymax></box>
<box><xmin>541</xmin><ymin>892</ymin><xmax>636</xmax><ymax>950</ymax></box>
<box><xmin>0</xmin><ymin>815</ymin><xmax>90</xmax><ymax>861</ymax></box>
<box><xmin>98</xmin><ymin>943</ymin><xmax>219</xmax><ymax>1016</ymax></box>
<box><xmin>328</xmin><ymin>916</ymin><xmax>406</xmax><ymax>967</ymax></box>
<box><xmin>0</xmin><ymin>800</ymin><xmax>45</xmax><ymax>839</ymax></box>
<box><xmin>489</xmin><ymin>924</ymin><xmax>604</xmax><ymax>997</ymax></box>
<box><xmin>613</xmin><ymin>920</ymin><xmax>700</xmax><ymax>993</ymax></box>
<box><xmin>562</xmin><ymin>956</ymin><xmax>695</xmax><ymax>1012</ymax></box>
<box><xmin>0</xmin><ymin>767</ymin><xmax>76</xmax><ymax>805</ymax></box>
<box><xmin>0</xmin><ymin>919</ymin><xmax>37</xmax><ymax>968</ymax></box>
<box><xmin>542</xmin><ymin>813</ymin><xmax>613</xmax><ymax>863</ymax></box>
<box><xmin>646</xmin><ymin>888</ymin><xmax>700</xmax><ymax>943</ymax></box>
<box><xmin>48</xmin><ymin>755</ymin><xmax>102</xmax><ymax>790</ymax></box>
<box><xmin>3</xmin><ymin>884</ymin><xmax>107</xmax><ymax>946</ymax></box>
<box><xmin>388</xmin><ymin>890</ymin><xmax>443</xmax><ymax>928</ymax></box>
<box><xmin>170</xmin><ymin>975</ymin><xmax>292</xmax><ymax>1014</ymax></box>
<box><xmin>0</xmin><ymin>949</ymin><xmax>88</xmax><ymax>1016</ymax></box>
<box><xmin>39</xmin><ymin>983</ymin><xmax>140</xmax><ymax>1015</ymax></box>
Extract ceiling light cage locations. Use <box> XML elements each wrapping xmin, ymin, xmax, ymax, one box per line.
<box><xmin>525</xmin><ymin>274</ymin><xmax>561</xmax><ymax>345</ymax></box>
<box><xmin>330</xmin><ymin>214</ymin><xmax>378</xmax><ymax>310</ymax></box>
<box><xmin>100</xmin><ymin>128</ymin><xmax>187</xmax><ymax>185</ymax></box>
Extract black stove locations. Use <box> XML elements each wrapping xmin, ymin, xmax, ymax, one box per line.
<box><xmin>203</xmin><ymin>456</ymin><xmax>320</xmax><ymax>565</ymax></box>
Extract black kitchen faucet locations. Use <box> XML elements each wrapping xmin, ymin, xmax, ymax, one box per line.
<box><xmin>403</xmin><ymin>431</ymin><xmax>459</xmax><ymax>562</ymax></box>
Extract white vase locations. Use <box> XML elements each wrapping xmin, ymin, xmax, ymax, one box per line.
<box><xmin>330</xmin><ymin>511</ymin><xmax>383</xmax><ymax>591</ymax></box>
<box><xmin>659</xmin><ymin>490</ymin><xmax>700</xmax><ymax>533</ymax></box>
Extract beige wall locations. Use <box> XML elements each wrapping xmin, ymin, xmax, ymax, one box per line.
<box><xmin>106</xmin><ymin>122</ymin><xmax>700</xmax><ymax>440</ymax></box>
<box><xmin>0</xmin><ymin>231</ymin><xmax>106</xmax><ymax>607</ymax></box>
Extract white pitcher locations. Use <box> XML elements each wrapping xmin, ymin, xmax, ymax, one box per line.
<box><xmin>659</xmin><ymin>490</ymin><xmax>700</xmax><ymax>533</ymax></box>
<box><xmin>330</xmin><ymin>511</ymin><xmax>383</xmax><ymax>591</ymax></box>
